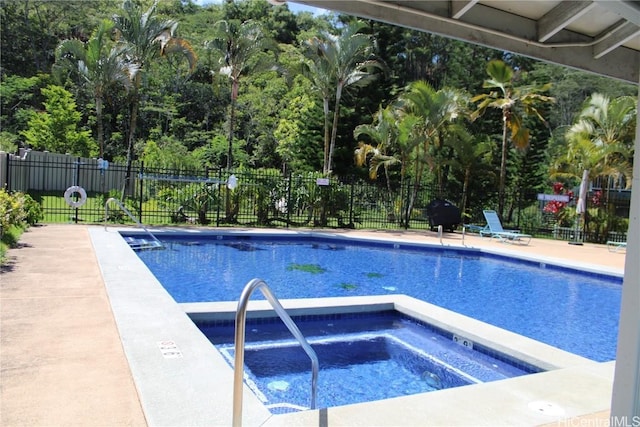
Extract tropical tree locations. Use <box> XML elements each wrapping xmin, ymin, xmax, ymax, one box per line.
<box><xmin>353</xmin><ymin>104</ymin><xmax>400</xmax><ymax>192</ymax></box>
<box><xmin>205</xmin><ymin>19</ymin><xmax>278</xmax><ymax>169</ymax></box>
<box><xmin>55</xmin><ymin>19</ymin><xmax>137</xmax><ymax>159</ymax></box>
<box><xmin>112</xmin><ymin>0</ymin><xmax>197</xmax><ymax>195</ymax></box>
<box><xmin>471</xmin><ymin>59</ymin><xmax>554</xmax><ymax>217</ymax></box>
<box><xmin>21</xmin><ymin>85</ymin><xmax>95</xmax><ymax>157</ymax></box>
<box><xmin>397</xmin><ymin>81</ymin><xmax>469</xmax><ymax>219</ymax></box>
<box><xmin>549</xmin><ymin>93</ymin><xmax>635</xmax><ymax>239</ymax></box>
<box><xmin>444</xmin><ymin>134</ymin><xmax>494</xmax><ymax>219</ymax></box>
<box><xmin>552</xmin><ymin>93</ymin><xmax>636</xmax><ymax>189</ymax></box>
<box><xmin>275</xmin><ymin>75</ymin><xmax>322</xmax><ymax>173</ymax></box>
<box><xmin>304</xmin><ymin>21</ymin><xmax>384</xmax><ymax>174</ymax></box>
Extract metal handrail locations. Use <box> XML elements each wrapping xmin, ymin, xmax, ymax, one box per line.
<box><xmin>103</xmin><ymin>197</ymin><xmax>163</xmax><ymax>248</ymax></box>
<box><xmin>233</xmin><ymin>278</ymin><xmax>318</xmax><ymax>427</ymax></box>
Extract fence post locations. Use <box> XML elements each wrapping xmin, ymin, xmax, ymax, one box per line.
<box><xmin>216</xmin><ymin>168</ymin><xmax>222</xmax><ymax>227</ymax></box>
<box><xmin>349</xmin><ymin>177</ymin><xmax>355</xmax><ymax>228</ymax></box>
<box><xmin>138</xmin><ymin>162</ymin><xmax>144</xmax><ymax>224</ymax></box>
<box><xmin>3</xmin><ymin>152</ymin><xmax>9</xmax><ymax>190</ymax></box>
<box><xmin>403</xmin><ymin>183</ymin><xmax>411</xmax><ymax>229</ymax></box>
<box><xmin>286</xmin><ymin>171</ymin><xmax>292</xmax><ymax>228</ymax></box>
<box><xmin>73</xmin><ymin>157</ymin><xmax>81</xmax><ymax>224</ymax></box>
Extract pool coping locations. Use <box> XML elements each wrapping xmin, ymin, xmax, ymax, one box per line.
<box><xmin>89</xmin><ymin>226</ymin><xmax>617</xmax><ymax>426</ymax></box>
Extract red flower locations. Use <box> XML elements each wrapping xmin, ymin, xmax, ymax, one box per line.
<box><xmin>552</xmin><ymin>182</ymin><xmax>564</xmax><ymax>194</ymax></box>
<box><xmin>544</xmin><ymin>200</ymin><xmax>566</xmax><ymax>214</ymax></box>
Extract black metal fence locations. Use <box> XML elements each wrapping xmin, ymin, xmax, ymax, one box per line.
<box><xmin>1</xmin><ymin>151</ymin><xmax>630</xmax><ymax>242</ymax></box>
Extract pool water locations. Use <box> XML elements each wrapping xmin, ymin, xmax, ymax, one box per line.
<box><xmin>198</xmin><ymin>311</ymin><xmax>537</xmax><ymax>412</ymax></box>
<box><xmin>132</xmin><ymin>233</ymin><xmax>622</xmax><ymax>362</ymax></box>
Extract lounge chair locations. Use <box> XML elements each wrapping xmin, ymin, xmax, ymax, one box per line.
<box><xmin>481</xmin><ymin>210</ymin><xmax>532</xmax><ymax>245</ymax></box>
<box><xmin>463</xmin><ymin>224</ymin><xmax>488</xmax><ymax>234</ymax></box>
<box><xmin>607</xmin><ymin>241</ymin><xmax>627</xmax><ymax>253</ymax></box>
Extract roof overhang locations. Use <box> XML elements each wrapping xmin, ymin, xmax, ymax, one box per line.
<box><xmin>290</xmin><ymin>0</ymin><xmax>640</xmax><ymax>84</ymax></box>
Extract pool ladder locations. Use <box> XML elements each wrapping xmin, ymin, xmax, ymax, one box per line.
<box><xmin>103</xmin><ymin>198</ymin><xmax>163</xmax><ymax>250</ymax></box>
<box><xmin>233</xmin><ymin>278</ymin><xmax>319</xmax><ymax>427</ymax></box>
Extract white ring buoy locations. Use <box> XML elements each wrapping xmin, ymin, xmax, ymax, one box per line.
<box><xmin>64</xmin><ymin>185</ymin><xmax>87</xmax><ymax>208</ymax></box>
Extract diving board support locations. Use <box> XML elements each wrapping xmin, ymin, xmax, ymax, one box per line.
<box><xmin>233</xmin><ymin>278</ymin><xmax>319</xmax><ymax>427</ymax></box>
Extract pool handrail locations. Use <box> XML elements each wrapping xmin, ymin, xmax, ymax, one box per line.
<box><xmin>233</xmin><ymin>278</ymin><xmax>319</xmax><ymax>427</ymax></box>
<box><xmin>103</xmin><ymin>197</ymin><xmax>163</xmax><ymax>249</ymax></box>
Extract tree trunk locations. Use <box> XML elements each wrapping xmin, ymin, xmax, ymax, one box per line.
<box><xmin>227</xmin><ymin>80</ymin><xmax>239</xmax><ymax>170</ymax></box>
<box><xmin>322</xmin><ymin>97</ymin><xmax>330</xmax><ymax>174</ymax></box>
<box><xmin>96</xmin><ymin>97</ymin><xmax>104</xmax><ymax>159</ymax></box>
<box><xmin>327</xmin><ymin>83</ymin><xmax>344</xmax><ymax>175</ymax></box>
<box><xmin>96</xmin><ymin>96</ymin><xmax>106</xmax><ymax>194</ymax></box>
<box><xmin>498</xmin><ymin>113</ymin><xmax>508</xmax><ymax>218</ymax></box>
<box><xmin>123</xmin><ymin>82</ymin><xmax>140</xmax><ymax>202</ymax></box>
<box><xmin>461</xmin><ymin>167</ymin><xmax>471</xmax><ymax>219</ymax></box>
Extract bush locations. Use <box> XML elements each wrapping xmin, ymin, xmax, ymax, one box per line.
<box><xmin>0</xmin><ymin>190</ymin><xmax>43</xmax><ymax>264</ymax></box>
<box><xmin>18</xmin><ymin>193</ymin><xmax>44</xmax><ymax>225</ymax></box>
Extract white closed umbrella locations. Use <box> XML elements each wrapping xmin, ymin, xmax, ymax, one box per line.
<box><xmin>576</xmin><ymin>169</ymin><xmax>589</xmax><ymax>216</ymax></box>
<box><xmin>570</xmin><ymin>169</ymin><xmax>589</xmax><ymax>245</ymax></box>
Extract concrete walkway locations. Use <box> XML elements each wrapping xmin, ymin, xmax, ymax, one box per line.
<box><xmin>1</xmin><ymin>224</ymin><xmax>147</xmax><ymax>426</ymax></box>
<box><xmin>0</xmin><ymin>224</ymin><xmax>626</xmax><ymax>426</ymax></box>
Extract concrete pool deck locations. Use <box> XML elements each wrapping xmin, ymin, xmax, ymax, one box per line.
<box><xmin>0</xmin><ymin>224</ymin><xmax>626</xmax><ymax>426</ymax></box>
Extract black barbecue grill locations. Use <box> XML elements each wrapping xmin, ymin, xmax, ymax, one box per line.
<box><xmin>426</xmin><ymin>199</ymin><xmax>461</xmax><ymax>231</ymax></box>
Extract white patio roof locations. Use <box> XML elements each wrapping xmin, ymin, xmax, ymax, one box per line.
<box><xmin>291</xmin><ymin>0</ymin><xmax>640</xmax><ymax>83</ymax></box>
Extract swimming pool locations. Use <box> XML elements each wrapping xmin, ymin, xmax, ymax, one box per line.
<box><xmin>130</xmin><ymin>232</ymin><xmax>621</xmax><ymax>362</ymax></box>
<box><xmin>197</xmin><ymin>310</ymin><xmax>539</xmax><ymax>412</ymax></box>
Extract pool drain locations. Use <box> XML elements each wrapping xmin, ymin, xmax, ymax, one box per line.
<box><xmin>528</xmin><ymin>401</ymin><xmax>565</xmax><ymax>417</ymax></box>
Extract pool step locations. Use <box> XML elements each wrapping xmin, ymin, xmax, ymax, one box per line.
<box><xmin>124</xmin><ymin>236</ymin><xmax>163</xmax><ymax>250</ymax></box>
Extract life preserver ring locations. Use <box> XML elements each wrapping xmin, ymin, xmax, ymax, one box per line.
<box><xmin>64</xmin><ymin>185</ymin><xmax>87</xmax><ymax>208</ymax></box>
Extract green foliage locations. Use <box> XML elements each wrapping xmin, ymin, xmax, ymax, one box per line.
<box><xmin>0</xmin><ymin>132</ymin><xmax>19</xmax><ymax>153</ymax></box>
<box><xmin>314</xmin><ymin>181</ymin><xmax>353</xmax><ymax>227</ymax></box>
<box><xmin>157</xmin><ymin>183</ymin><xmax>219</xmax><ymax>225</ymax></box>
<box><xmin>21</xmin><ymin>85</ymin><xmax>96</xmax><ymax>156</ymax></box>
<box><xmin>1</xmin><ymin>225</ymin><xmax>23</xmax><ymax>259</ymax></box>
<box><xmin>236</xmin><ymin>168</ymin><xmax>285</xmax><ymax>225</ymax></box>
<box><xmin>0</xmin><ymin>190</ymin><xmax>42</xmax><ymax>254</ymax></box>
<box><xmin>275</xmin><ymin>75</ymin><xmax>324</xmax><ymax>172</ymax></box>
<box><xmin>141</xmin><ymin>136</ymin><xmax>201</xmax><ymax>170</ymax></box>
<box><xmin>0</xmin><ymin>189</ymin><xmax>23</xmax><ymax>232</ymax></box>
<box><xmin>1</xmin><ymin>0</ymin><xmax>636</xmax><ymax>225</ymax></box>
<box><xmin>19</xmin><ymin>193</ymin><xmax>44</xmax><ymax>225</ymax></box>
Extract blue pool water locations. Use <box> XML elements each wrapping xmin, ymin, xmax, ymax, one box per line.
<box><xmin>131</xmin><ymin>233</ymin><xmax>622</xmax><ymax>362</ymax></box>
<box><xmin>197</xmin><ymin>311</ymin><xmax>537</xmax><ymax>412</ymax></box>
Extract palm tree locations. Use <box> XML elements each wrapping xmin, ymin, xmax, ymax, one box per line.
<box><xmin>549</xmin><ymin>94</ymin><xmax>635</xmax><ymax>240</ymax></box>
<box><xmin>304</xmin><ymin>21</ymin><xmax>384</xmax><ymax>174</ymax></box>
<box><xmin>553</xmin><ymin>93</ymin><xmax>635</xmax><ymax>189</ymax></box>
<box><xmin>445</xmin><ymin>134</ymin><xmax>494</xmax><ymax>219</ymax></box>
<box><xmin>471</xmin><ymin>59</ymin><xmax>554</xmax><ymax>217</ymax></box>
<box><xmin>397</xmin><ymin>81</ymin><xmax>468</xmax><ymax>220</ymax></box>
<box><xmin>206</xmin><ymin>19</ymin><xmax>277</xmax><ymax>169</ymax></box>
<box><xmin>112</xmin><ymin>0</ymin><xmax>196</xmax><ymax>195</ymax></box>
<box><xmin>353</xmin><ymin>105</ymin><xmax>400</xmax><ymax>192</ymax></box>
<box><xmin>55</xmin><ymin>19</ymin><xmax>137</xmax><ymax>160</ymax></box>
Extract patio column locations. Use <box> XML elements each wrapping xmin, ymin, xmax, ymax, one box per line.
<box><xmin>610</xmin><ymin>70</ymin><xmax>640</xmax><ymax>422</ymax></box>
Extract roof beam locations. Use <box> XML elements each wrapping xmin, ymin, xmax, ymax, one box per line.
<box><xmin>593</xmin><ymin>20</ymin><xmax>640</xmax><ymax>58</ymax></box>
<box><xmin>451</xmin><ymin>0</ymin><xmax>478</xmax><ymax>20</ymax></box>
<box><xmin>594</xmin><ymin>0</ymin><xmax>640</xmax><ymax>27</ymax></box>
<box><xmin>538</xmin><ymin>1</ymin><xmax>596</xmax><ymax>42</ymax></box>
<box><xmin>291</xmin><ymin>0</ymin><xmax>639</xmax><ymax>83</ymax></box>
